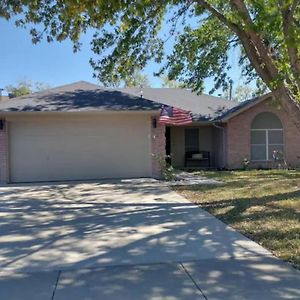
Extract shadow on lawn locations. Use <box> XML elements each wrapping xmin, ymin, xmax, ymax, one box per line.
<box><xmin>195</xmin><ymin>170</ymin><xmax>300</xmax><ymax>181</ymax></box>
<box><xmin>175</xmin><ymin>181</ymin><xmax>300</xmax><ymax>268</ymax></box>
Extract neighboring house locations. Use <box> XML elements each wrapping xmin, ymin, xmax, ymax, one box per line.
<box><xmin>0</xmin><ymin>81</ymin><xmax>299</xmax><ymax>183</ymax></box>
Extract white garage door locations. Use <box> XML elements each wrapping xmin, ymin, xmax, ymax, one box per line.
<box><xmin>9</xmin><ymin>114</ymin><xmax>151</xmax><ymax>182</ymax></box>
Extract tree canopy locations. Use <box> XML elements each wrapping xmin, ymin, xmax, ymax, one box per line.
<box><xmin>5</xmin><ymin>80</ymin><xmax>31</xmax><ymax>98</ymax></box>
<box><xmin>160</xmin><ymin>75</ymin><xmax>184</xmax><ymax>88</ymax></box>
<box><xmin>123</xmin><ymin>71</ymin><xmax>150</xmax><ymax>88</ymax></box>
<box><xmin>1</xmin><ymin>1</ymin><xmax>300</xmax><ymax>104</ymax></box>
<box><xmin>5</xmin><ymin>79</ymin><xmax>50</xmax><ymax>98</ymax></box>
<box><xmin>223</xmin><ymin>84</ymin><xmax>263</xmax><ymax>102</ymax></box>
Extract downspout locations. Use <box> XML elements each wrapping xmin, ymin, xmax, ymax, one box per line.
<box><xmin>213</xmin><ymin>122</ymin><xmax>226</xmax><ymax>169</ymax></box>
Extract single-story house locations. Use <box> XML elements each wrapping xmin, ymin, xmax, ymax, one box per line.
<box><xmin>0</xmin><ymin>81</ymin><xmax>299</xmax><ymax>183</ymax></box>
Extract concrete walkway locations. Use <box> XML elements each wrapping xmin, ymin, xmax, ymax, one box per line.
<box><xmin>0</xmin><ymin>179</ymin><xmax>299</xmax><ymax>299</ymax></box>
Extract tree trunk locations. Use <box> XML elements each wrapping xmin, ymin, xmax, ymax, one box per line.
<box><xmin>276</xmin><ymin>86</ymin><xmax>300</xmax><ymax>131</ymax></box>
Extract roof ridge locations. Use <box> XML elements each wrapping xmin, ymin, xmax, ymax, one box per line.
<box><xmin>120</xmin><ymin>87</ymin><xmax>232</xmax><ymax>103</ymax></box>
<box><xmin>71</xmin><ymin>80</ymin><xmax>101</xmax><ymax>87</ymax></box>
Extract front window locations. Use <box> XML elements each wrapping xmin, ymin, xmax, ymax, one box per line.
<box><xmin>251</xmin><ymin>112</ymin><xmax>283</xmax><ymax>161</ymax></box>
<box><xmin>185</xmin><ymin>128</ymin><xmax>199</xmax><ymax>152</ymax></box>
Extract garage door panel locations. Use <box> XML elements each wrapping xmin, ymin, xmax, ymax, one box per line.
<box><xmin>9</xmin><ymin>115</ymin><xmax>151</xmax><ymax>182</ymax></box>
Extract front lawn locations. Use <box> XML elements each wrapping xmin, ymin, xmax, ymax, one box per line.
<box><xmin>174</xmin><ymin>170</ymin><xmax>300</xmax><ymax>269</ymax></box>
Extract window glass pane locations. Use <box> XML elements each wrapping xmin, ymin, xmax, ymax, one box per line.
<box><xmin>269</xmin><ymin>145</ymin><xmax>284</xmax><ymax>161</ymax></box>
<box><xmin>252</xmin><ymin>112</ymin><xmax>282</xmax><ymax>129</ymax></box>
<box><xmin>268</xmin><ymin>130</ymin><xmax>283</xmax><ymax>144</ymax></box>
<box><xmin>251</xmin><ymin>145</ymin><xmax>266</xmax><ymax>160</ymax></box>
<box><xmin>251</xmin><ymin>130</ymin><xmax>266</xmax><ymax>144</ymax></box>
<box><xmin>185</xmin><ymin>129</ymin><xmax>199</xmax><ymax>151</ymax></box>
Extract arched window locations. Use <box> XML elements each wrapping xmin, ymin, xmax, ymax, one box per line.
<box><xmin>251</xmin><ymin>112</ymin><xmax>283</xmax><ymax>161</ymax></box>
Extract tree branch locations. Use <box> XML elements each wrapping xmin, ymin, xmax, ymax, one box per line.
<box><xmin>195</xmin><ymin>0</ymin><xmax>275</xmax><ymax>86</ymax></box>
<box><xmin>229</xmin><ymin>0</ymin><xmax>279</xmax><ymax>80</ymax></box>
<box><xmin>279</xmin><ymin>0</ymin><xmax>300</xmax><ymax>29</ymax></box>
<box><xmin>280</xmin><ymin>0</ymin><xmax>300</xmax><ymax>90</ymax></box>
<box><xmin>195</xmin><ymin>0</ymin><xmax>240</xmax><ymax>33</ymax></box>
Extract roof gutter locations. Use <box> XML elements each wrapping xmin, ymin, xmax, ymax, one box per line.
<box><xmin>0</xmin><ymin>110</ymin><xmax>161</xmax><ymax>118</ymax></box>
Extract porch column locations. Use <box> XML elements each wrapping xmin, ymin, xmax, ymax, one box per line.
<box><xmin>151</xmin><ymin>119</ymin><xmax>166</xmax><ymax>179</ymax></box>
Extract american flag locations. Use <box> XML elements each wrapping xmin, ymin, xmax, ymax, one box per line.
<box><xmin>159</xmin><ymin>105</ymin><xmax>193</xmax><ymax>125</ymax></box>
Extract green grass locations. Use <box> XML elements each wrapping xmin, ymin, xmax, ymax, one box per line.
<box><xmin>174</xmin><ymin>170</ymin><xmax>300</xmax><ymax>269</ymax></box>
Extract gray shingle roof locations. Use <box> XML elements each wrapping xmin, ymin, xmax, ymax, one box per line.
<box><xmin>0</xmin><ymin>81</ymin><xmax>161</xmax><ymax>112</ymax></box>
<box><xmin>215</xmin><ymin>94</ymin><xmax>270</xmax><ymax>121</ymax></box>
<box><xmin>0</xmin><ymin>81</ymin><xmax>248</xmax><ymax>121</ymax></box>
<box><xmin>120</xmin><ymin>87</ymin><xmax>237</xmax><ymax>121</ymax></box>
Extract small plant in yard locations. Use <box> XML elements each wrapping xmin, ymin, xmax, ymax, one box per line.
<box><xmin>152</xmin><ymin>154</ymin><xmax>176</xmax><ymax>181</ymax></box>
<box><xmin>242</xmin><ymin>157</ymin><xmax>250</xmax><ymax>170</ymax></box>
<box><xmin>273</xmin><ymin>150</ymin><xmax>288</xmax><ymax>169</ymax></box>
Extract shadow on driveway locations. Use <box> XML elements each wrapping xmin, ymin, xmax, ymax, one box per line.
<box><xmin>0</xmin><ymin>181</ymin><xmax>270</xmax><ymax>273</ymax></box>
<box><xmin>0</xmin><ymin>181</ymin><xmax>299</xmax><ymax>299</ymax></box>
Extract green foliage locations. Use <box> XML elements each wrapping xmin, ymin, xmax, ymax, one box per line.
<box><xmin>160</xmin><ymin>75</ymin><xmax>184</xmax><ymax>88</ymax></box>
<box><xmin>1</xmin><ymin>1</ymin><xmax>300</xmax><ymax>99</ymax></box>
<box><xmin>163</xmin><ymin>164</ymin><xmax>176</xmax><ymax>181</ymax></box>
<box><xmin>123</xmin><ymin>71</ymin><xmax>150</xmax><ymax>88</ymax></box>
<box><xmin>234</xmin><ymin>85</ymin><xmax>256</xmax><ymax>101</ymax></box>
<box><xmin>6</xmin><ymin>81</ymin><xmax>31</xmax><ymax>98</ymax></box>
<box><xmin>152</xmin><ymin>154</ymin><xmax>176</xmax><ymax>181</ymax></box>
<box><xmin>223</xmin><ymin>81</ymin><xmax>268</xmax><ymax>102</ymax></box>
<box><xmin>242</xmin><ymin>157</ymin><xmax>250</xmax><ymax>170</ymax></box>
<box><xmin>165</xmin><ymin>17</ymin><xmax>234</xmax><ymax>93</ymax></box>
<box><xmin>5</xmin><ymin>79</ymin><xmax>50</xmax><ymax>98</ymax></box>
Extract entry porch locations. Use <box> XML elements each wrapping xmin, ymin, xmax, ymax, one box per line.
<box><xmin>165</xmin><ymin>124</ymin><xmax>226</xmax><ymax>170</ymax></box>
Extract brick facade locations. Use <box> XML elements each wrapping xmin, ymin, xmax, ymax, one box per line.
<box><xmin>2</xmin><ymin>101</ymin><xmax>299</xmax><ymax>182</ymax></box>
<box><xmin>0</xmin><ymin>120</ymin><xmax>8</xmax><ymax>183</ymax></box>
<box><xmin>151</xmin><ymin>118</ymin><xmax>166</xmax><ymax>178</ymax></box>
<box><xmin>226</xmin><ymin>98</ymin><xmax>300</xmax><ymax>169</ymax></box>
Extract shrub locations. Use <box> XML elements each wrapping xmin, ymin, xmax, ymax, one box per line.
<box><xmin>152</xmin><ymin>154</ymin><xmax>176</xmax><ymax>181</ymax></box>
<box><xmin>242</xmin><ymin>157</ymin><xmax>250</xmax><ymax>170</ymax></box>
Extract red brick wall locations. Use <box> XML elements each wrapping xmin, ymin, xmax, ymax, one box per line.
<box><xmin>0</xmin><ymin>121</ymin><xmax>8</xmax><ymax>183</ymax></box>
<box><xmin>226</xmin><ymin>98</ymin><xmax>300</xmax><ymax>169</ymax></box>
<box><xmin>151</xmin><ymin>119</ymin><xmax>166</xmax><ymax>178</ymax></box>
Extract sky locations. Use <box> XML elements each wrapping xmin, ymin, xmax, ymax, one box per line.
<box><xmin>0</xmin><ymin>16</ymin><xmax>244</xmax><ymax>96</ymax></box>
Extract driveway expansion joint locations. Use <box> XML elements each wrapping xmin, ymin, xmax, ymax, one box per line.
<box><xmin>51</xmin><ymin>270</ymin><xmax>61</xmax><ymax>300</ymax></box>
<box><xmin>180</xmin><ymin>262</ymin><xmax>208</xmax><ymax>300</ymax></box>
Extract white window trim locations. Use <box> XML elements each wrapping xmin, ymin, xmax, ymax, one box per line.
<box><xmin>251</xmin><ymin>128</ymin><xmax>283</xmax><ymax>131</ymax></box>
<box><xmin>251</xmin><ymin>128</ymin><xmax>284</xmax><ymax>161</ymax></box>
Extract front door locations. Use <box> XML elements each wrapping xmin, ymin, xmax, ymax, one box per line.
<box><xmin>165</xmin><ymin>127</ymin><xmax>171</xmax><ymax>164</ymax></box>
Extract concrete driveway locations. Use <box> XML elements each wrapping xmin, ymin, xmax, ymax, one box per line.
<box><xmin>0</xmin><ymin>179</ymin><xmax>299</xmax><ymax>299</ymax></box>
